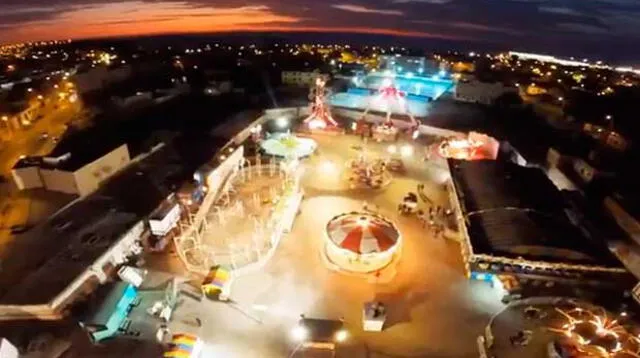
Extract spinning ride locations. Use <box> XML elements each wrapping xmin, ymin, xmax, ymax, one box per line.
<box><xmin>260</xmin><ymin>133</ymin><xmax>317</xmax><ymax>159</ymax></box>
<box><xmin>346</xmin><ymin>155</ymin><xmax>391</xmax><ymax>189</ymax></box>
<box><xmin>548</xmin><ymin>307</ymin><xmax>640</xmax><ymax>357</ymax></box>
<box><xmin>303</xmin><ymin>77</ymin><xmax>338</xmax><ymax>130</ymax></box>
<box><xmin>361</xmin><ymin>77</ymin><xmax>419</xmax><ymax>142</ymax></box>
<box><xmin>325</xmin><ymin>212</ymin><xmax>401</xmax><ymax>273</ymax></box>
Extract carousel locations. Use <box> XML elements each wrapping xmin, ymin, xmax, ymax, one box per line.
<box><xmin>260</xmin><ymin>132</ymin><xmax>318</xmax><ymax>159</ymax></box>
<box><xmin>325</xmin><ymin>212</ymin><xmax>401</xmax><ymax>273</ymax></box>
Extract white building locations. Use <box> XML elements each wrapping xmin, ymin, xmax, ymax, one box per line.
<box><xmin>454</xmin><ymin>78</ymin><xmax>515</xmax><ymax>105</ymax></box>
<box><xmin>12</xmin><ymin>143</ymin><xmax>131</xmax><ymax>197</ymax></box>
<box><xmin>282</xmin><ymin>71</ymin><xmax>323</xmax><ymax>87</ymax></box>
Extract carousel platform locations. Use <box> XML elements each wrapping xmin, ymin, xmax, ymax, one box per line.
<box><xmin>320</xmin><ymin>246</ymin><xmax>398</xmax><ymax>284</ymax></box>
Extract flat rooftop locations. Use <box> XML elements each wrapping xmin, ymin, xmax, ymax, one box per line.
<box><xmin>0</xmin><ymin>136</ymin><xmax>222</xmax><ymax>306</ymax></box>
<box><xmin>449</xmin><ymin>159</ymin><xmax>622</xmax><ymax>267</ymax></box>
<box><xmin>12</xmin><ymin>124</ymin><xmax>128</xmax><ymax>172</ymax></box>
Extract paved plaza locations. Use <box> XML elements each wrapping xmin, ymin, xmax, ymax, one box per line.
<box><xmin>160</xmin><ymin>133</ymin><xmax>507</xmax><ymax>357</ymax></box>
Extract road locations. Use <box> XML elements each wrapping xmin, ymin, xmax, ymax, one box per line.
<box><xmin>0</xmin><ymin>100</ymin><xmax>84</xmax><ymax>175</ymax></box>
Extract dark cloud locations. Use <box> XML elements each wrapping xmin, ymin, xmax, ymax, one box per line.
<box><xmin>0</xmin><ymin>0</ymin><xmax>639</xmax><ymax>60</ymax></box>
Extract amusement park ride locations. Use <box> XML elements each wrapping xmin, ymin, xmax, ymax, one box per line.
<box><xmin>303</xmin><ymin>77</ymin><xmax>338</xmax><ymax>130</ymax></box>
<box><xmin>361</xmin><ymin>77</ymin><xmax>419</xmax><ymax>129</ymax></box>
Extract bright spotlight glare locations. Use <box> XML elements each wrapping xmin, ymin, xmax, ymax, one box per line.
<box><xmin>400</xmin><ymin>145</ymin><xmax>414</xmax><ymax>157</ymax></box>
<box><xmin>405</xmin><ymin>72</ymin><xmax>414</xmax><ymax>78</ymax></box>
<box><xmin>276</xmin><ymin>117</ymin><xmax>289</xmax><ymax>128</ymax></box>
<box><xmin>387</xmin><ymin>145</ymin><xmax>397</xmax><ymax>154</ymax></box>
<box><xmin>308</xmin><ymin>119</ymin><xmax>326</xmax><ymax>130</ymax></box>
<box><xmin>412</xmin><ymin>130</ymin><xmax>420</xmax><ymax>140</ymax></box>
<box><xmin>439</xmin><ymin>70</ymin><xmax>447</xmax><ymax>77</ymax></box>
<box><xmin>291</xmin><ymin>325</ymin><xmax>308</xmax><ymax>341</ymax></box>
<box><xmin>335</xmin><ymin>329</ymin><xmax>348</xmax><ymax>342</ymax></box>
<box><xmin>319</xmin><ymin>160</ymin><xmax>336</xmax><ymax>173</ymax></box>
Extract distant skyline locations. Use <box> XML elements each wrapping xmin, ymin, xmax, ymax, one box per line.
<box><xmin>2</xmin><ymin>0</ymin><xmax>640</xmax><ymax>63</ymax></box>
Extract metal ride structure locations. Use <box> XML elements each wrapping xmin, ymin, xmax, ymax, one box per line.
<box><xmin>174</xmin><ymin>155</ymin><xmax>304</xmax><ymax>275</ymax></box>
<box><xmin>361</xmin><ymin>77</ymin><xmax>419</xmax><ymax>129</ymax></box>
<box><xmin>547</xmin><ymin>306</ymin><xmax>640</xmax><ymax>357</ymax></box>
<box><xmin>303</xmin><ymin>77</ymin><xmax>338</xmax><ymax>130</ymax></box>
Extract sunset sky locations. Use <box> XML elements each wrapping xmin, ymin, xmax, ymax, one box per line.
<box><xmin>1</xmin><ymin>0</ymin><xmax>640</xmax><ymax>60</ymax></box>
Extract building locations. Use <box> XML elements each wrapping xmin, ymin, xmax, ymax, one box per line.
<box><xmin>282</xmin><ymin>71</ymin><xmax>323</xmax><ymax>87</ymax></box>
<box><xmin>378</xmin><ymin>55</ymin><xmax>428</xmax><ymax>74</ymax></box>
<box><xmin>0</xmin><ymin>101</ymin><xmax>38</xmax><ymax>134</ymax></box>
<box><xmin>454</xmin><ymin>77</ymin><xmax>515</xmax><ymax>105</ymax></box>
<box><xmin>12</xmin><ymin>139</ymin><xmax>131</xmax><ymax>197</ymax></box>
<box><xmin>74</xmin><ymin>65</ymin><xmax>132</xmax><ymax>94</ymax></box>
<box><xmin>447</xmin><ymin>159</ymin><xmax>632</xmax><ymax>298</ymax></box>
<box><xmin>0</xmin><ymin>215</ymin><xmax>144</xmax><ymax>321</ymax></box>
<box><xmin>583</xmin><ymin>123</ymin><xmax>630</xmax><ymax>152</ymax></box>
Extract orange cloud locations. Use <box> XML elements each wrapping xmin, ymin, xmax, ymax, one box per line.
<box><xmin>4</xmin><ymin>1</ymin><xmax>301</xmax><ymax>43</ymax></box>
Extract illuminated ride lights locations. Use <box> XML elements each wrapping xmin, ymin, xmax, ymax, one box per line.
<box><xmin>324</xmin><ymin>212</ymin><xmax>401</xmax><ymax>273</ymax></box>
<box><xmin>548</xmin><ymin>307</ymin><xmax>640</xmax><ymax>357</ymax></box>
<box><xmin>436</xmin><ymin>132</ymin><xmax>500</xmax><ymax>161</ymax></box>
<box><xmin>303</xmin><ymin>77</ymin><xmax>338</xmax><ymax>130</ymax></box>
<box><xmin>260</xmin><ymin>133</ymin><xmax>317</xmax><ymax>159</ymax></box>
<box><xmin>361</xmin><ymin>77</ymin><xmax>419</xmax><ymax>130</ymax></box>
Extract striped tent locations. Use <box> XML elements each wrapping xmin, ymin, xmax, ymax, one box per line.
<box><xmin>201</xmin><ymin>265</ymin><xmax>231</xmax><ymax>296</ymax></box>
<box><xmin>326</xmin><ymin>212</ymin><xmax>400</xmax><ymax>254</ymax></box>
<box><xmin>164</xmin><ymin>333</ymin><xmax>200</xmax><ymax>358</ymax></box>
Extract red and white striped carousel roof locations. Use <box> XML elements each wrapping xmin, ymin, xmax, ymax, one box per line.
<box><xmin>326</xmin><ymin>213</ymin><xmax>400</xmax><ymax>254</ymax></box>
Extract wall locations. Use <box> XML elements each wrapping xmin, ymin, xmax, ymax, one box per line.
<box><xmin>0</xmin><ymin>303</ymin><xmax>63</xmax><ymax>321</ymax></box>
<box><xmin>205</xmin><ymin>146</ymin><xmax>244</xmax><ymax>192</ymax></box>
<box><xmin>40</xmin><ymin>169</ymin><xmax>77</xmax><ymax>195</ymax></box>
<box><xmin>11</xmin><ymin>166</ymin><xmax>43</xmax><ymax>190</ymax></box>
<box><xmin>281</xmin><ymin>71</ymin><xmax>319</xmax><ymax>86</ymax></box>
<box><xmin>74</xmin><ymin>144</ymin><xmax>130</xmax><ymax>196</ymax></box>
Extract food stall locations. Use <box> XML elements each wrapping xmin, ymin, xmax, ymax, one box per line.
<box><xmin>163</xmin><ymin>333</ymin><xmax>203</xmax><ymax>358</ymax></box>
<box><xmin>201</xmin><ymin>265</ymin><xmax>232</xmax><ymax>301</ymax></box>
